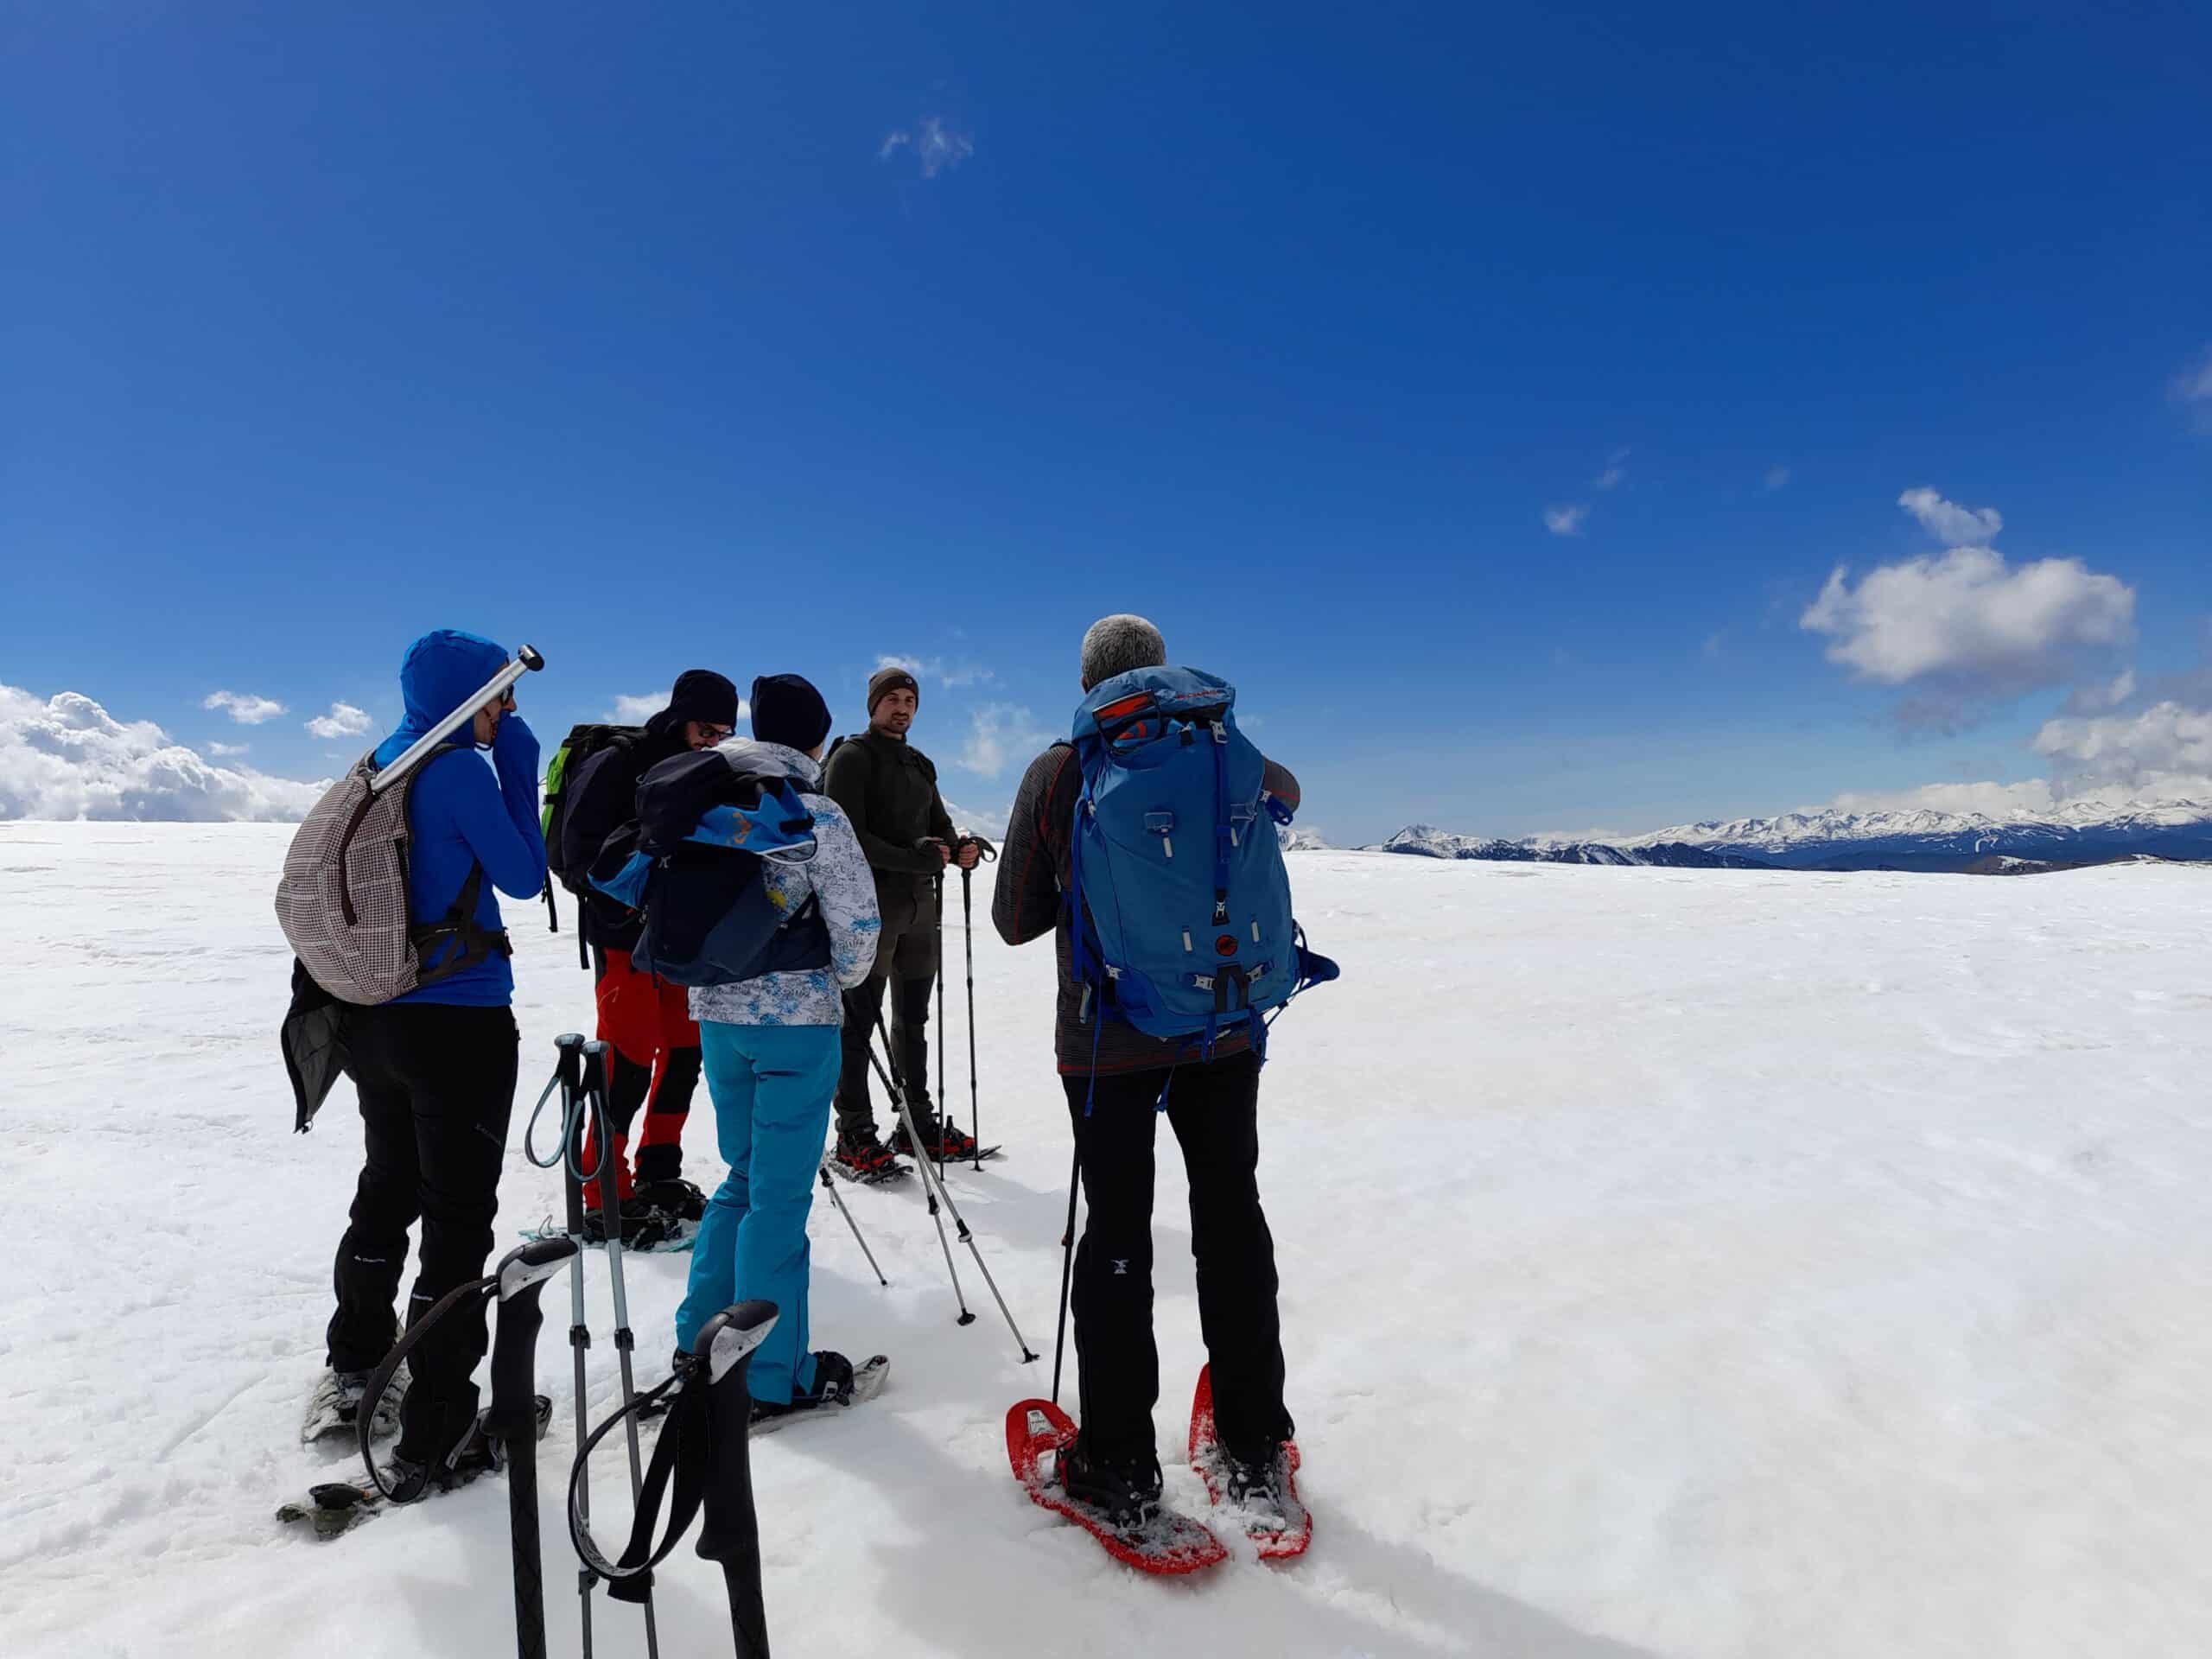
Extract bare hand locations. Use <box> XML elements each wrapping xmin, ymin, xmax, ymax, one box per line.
<box><xmin>955</xmin><ymin>840</ymin><xmax>981</xmax><ymax>871</ymax></box>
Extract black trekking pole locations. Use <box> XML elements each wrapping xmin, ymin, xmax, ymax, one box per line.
<box><xmin>957</xmin><ymin>836</ymin><xmax>996</xmax><ymax>1173</ymax></box>
<box><xmin>817</xmin><ymin>1157</ymin><xmax>889</xmax><ymax>1287</ymax></box>
<box><xmin>932</xmin><ymin>874</ymin><xmax>948</xmax><ymax>1188</ymax></box>
<box><xmin>581</xmin><ymin>1039</ymin><xmax>661</xmax><ymax>1659</ymax></box>
<box><xmin>518</xmin><ymin>1033</ymin><xmax>607</xmax><ymax>1655</ymax></box>
<box><xmin>693</xmin><ymin>1302</ymin><xmax>779</xmax><ymax>1659</ymax></box>
<box><xmin>1052</xmin><ymin>1140</ymin><xmax>1081</xmax><ymax>1407</ymax></box>
<box><xmin>492</xmin><ymin>1236</ymin><xmax>579</xmax><ymax>1659</ymax></box>
<box><xmin>865</xmin><ymin>1036</ymin><xmax>972</xmax><ymax>1328</ymax></box>
<box><xmin>569</xmin><ymin>1300</ymin><xmax>780</xmax><ymax>1659</ymax></box>
<box><xmin>871</xmin><ymin>1012</ymin><xmax>1039</xmax><ymax>1364</ymax></box>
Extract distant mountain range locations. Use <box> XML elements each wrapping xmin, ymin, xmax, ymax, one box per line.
<box><xmin>1614</xmin><ymin>798</ymin><xmax>2212</xmax><ymax>873</ymax></box>
<box><xmin>1370</xmin><ymin>825</ymin><xmax>1769</xmax><ymax>868</ymax></box>
<box><xmin>1344</xmin><ymin>798</ymin><xmax>2212</xmax><ymax>874</ymax></box>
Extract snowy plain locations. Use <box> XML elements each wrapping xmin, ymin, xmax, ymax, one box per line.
<box><xmin>3</xmin><ymin>822</ymin><xmax>2209</xmax><ymax>1658</ymax></box>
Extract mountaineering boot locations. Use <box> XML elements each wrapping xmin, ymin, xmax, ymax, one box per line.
<box><xmin>1055</xmin><ymin>1440</ymin><xmax>1166</xmax><ymax>1531</ymax></box>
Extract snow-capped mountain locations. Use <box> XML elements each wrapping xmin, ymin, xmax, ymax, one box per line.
<box><xmin>1617</xmin><ymin>798</ymin><xmax>2212</xmax><ymax>872</ymax></box>
<box><xmin>1375</xmin><ymin>825</ymin><xmax>1767</xmax><ymax>869</ymax></box>
<box><xmin>1277</xmin><ymin>825</ymin><xmax>1332</xmax><ymax>850</ymax></box>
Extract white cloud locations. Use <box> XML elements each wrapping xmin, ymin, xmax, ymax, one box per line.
<box><xmin>1764</xmin><ymin>465</ymin><xmax>1790</xmax><ymax>492</ymax></box>
<box><xmin>1897</xmin><ymin>486</ymin><xmax>2002</xmax><ymax>546</ymax></box>
<box><xmin>959</xmin><ymin>703</ymin><xmax>1049</xmax><ymax>779</ymax></box>
<box><xmin>202</xmin><ymin>690</ymin><xmax>287</xmax><ymax>725</ymax></box>
<box><xmin>207</xmin><ymin>741</ymin><xmax>247</xmax><ymax>757</ymax></box>
<box><xmin>2061</xmin><ymin>668</ymin><xmax>2137</xmax><ymax>715</ymax></box>
<box><xmin>1801</xmin><ymin>548</ymin><xmax>2133</xmax><ymax>689</ymax></box>
<box><xmin>1593</xmin><ymin>448</ymin><xmax>1630</xmax><ymax>492</ymax></box>
<box><xmin>304</xmin><ymin>701</ymin><xmax>372</xmax><ymax>741</ymax></box>
<box><xmin>940</xmin><ymin>798</ymin><xmax>1009</xmax><ymax>841</ymax></box>
<box><xmin>2032</xmin><ymin>702</ymin><xmax>2212</xmax><ymax>791</ymax></box>
<box><xmin>874</xmin><ymin>652</ymin><xmax>994</xmax><ymax>690</ymax></box>
<box><xmin>606</xmin><ymin>692</ymin><xmax>748</xmax><ymax>726</ymax></box>
<box><xmin>880</xmin><ymin>115</ymin><xmax>974</xmax><ymax>179</ymax></box>
<box><xmin>2</xmin><ymin>683</ymin><xmax>327</xmax><ymax>822</ymax></box>
<box><xmin>1542</xmin><ymin>504</ymin><xmax>1589</xmax><ymax>537</ymax></box>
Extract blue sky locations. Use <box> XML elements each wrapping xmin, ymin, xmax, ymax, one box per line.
<box><xmin>3</xmin><ymin>2</ymin><xmax>2209</xmax><ymax>842</ymax></box>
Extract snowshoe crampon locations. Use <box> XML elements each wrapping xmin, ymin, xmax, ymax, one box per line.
<box><xmin>1188</xmin><ymin>1363</ymin><xmax>1310</xmax><ymax>1560</ymax></box>
<box><xmin>1005</xmin><ymin>1398</ymin><xmax>1226</xmax><ymax>1575</ymax></box>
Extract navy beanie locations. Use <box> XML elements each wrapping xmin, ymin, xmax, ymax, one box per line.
<box><xmin>662</xmin><ymin>669</ymin><xmax>740</xmax><ymax>729</ymax></box>
<box><xmin>750</xmin><ymin>673</ymin><xmax>833</xmax><ymax>753</ymax></box>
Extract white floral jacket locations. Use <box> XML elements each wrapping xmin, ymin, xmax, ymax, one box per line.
<box><xmin>688</xmin><ymin>741</ymin><xmax>881</xmax><ymax>1027</ymax></box>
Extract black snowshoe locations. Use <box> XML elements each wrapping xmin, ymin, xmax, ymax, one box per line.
<box><xmin>581</xmin><ymin>1201</ymin><xmax>673</xmax><ymax>1250</ymax></box>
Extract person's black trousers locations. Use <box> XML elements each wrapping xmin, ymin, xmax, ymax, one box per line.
<box><xmin>326</xmin><ymin>1001</ymin><xmax>519</xmax><ymax>1463</ymax></box>
<box><xmin>835</xmin><ymin>893</ymin><xmax>939</xmax><ymax>1138</ymax></box>
<box><xmin>1060</xmin><ymin>1049</ymin><xmax>1292</xmax><ymax>1467</ymax></box>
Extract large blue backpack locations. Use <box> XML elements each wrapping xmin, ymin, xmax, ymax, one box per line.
<box><xmin>1067</xmin><ymin>665</ymin><xmax>1336</xmax><ymax>1055</ymax></box>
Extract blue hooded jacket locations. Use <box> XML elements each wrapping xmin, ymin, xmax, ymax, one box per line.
<box><xmin>372</xmin><ymin>629</ymin><xmax>548</xmax><ymax>1007</ymax></box>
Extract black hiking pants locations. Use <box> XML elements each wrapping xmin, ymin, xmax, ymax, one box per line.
<box><xmin>326</xmin><ymin>1002</ymin><xmax>518</xmax><ymax>1464</ymax></box>
<box><xmin>835</xmin><ymin>885</ymin><xmax>940</xmax><ymax>1138</ymax></box>
<box><xmin>1061</xmin><ymin>1050</ymin><xmax>1292</xmax><ymax>1467</ymax></box>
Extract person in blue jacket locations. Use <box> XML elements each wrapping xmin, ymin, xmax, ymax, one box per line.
<box><xmin>323</xmin><ymin>628</ymin><xmax>548</xmax><ymax>1495</ymax></box>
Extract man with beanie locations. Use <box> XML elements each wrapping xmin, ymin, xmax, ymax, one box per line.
<box><xmin>992</xmin><ymin>613</ymin><xmax>1304</xmax><ymax>1532</ymax></box>
<box><xmin>560</xmin><ymin>667</ymin><xmax>741</xmax><ymax>1240</ymax></box>
<box><xmin>822</xmin><ymin>664</ymin><xmax>983</xmax><ymax>1179</ymax></box>
<box><xmin>680</xmin><ymin>675</ymin><xmax>884</xmax><ymax>1420</ymax></box>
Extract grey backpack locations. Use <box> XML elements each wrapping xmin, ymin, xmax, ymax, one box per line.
<box><xmin>276</xmin><ymin>746</ymin><xmax>509</xmax><ymax>1005</ymax></box>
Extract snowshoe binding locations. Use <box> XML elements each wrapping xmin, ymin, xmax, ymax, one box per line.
<box><xmin>830</xmin><ymin>1133</ymin><xmax>910</xmax><ymax>1185</ymax></box>
<box><xmin>748</xmin><ymin>1350</ymin><xmax>890</xmax><ymax>1436</ymax></box>
<box><xmin>1187</xmin><ymin>1363</ymin><xmax>1310</xmax><ymax>1559</ymax></box>
<box><xmin>302</xmin><ymin>1359</ymin><xmax>410</xmax><ymax>1446</ymax></box>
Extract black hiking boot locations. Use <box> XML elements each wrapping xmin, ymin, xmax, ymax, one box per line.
<box><xmin>634</xmin><ymin>1177</ymin><xmax>706</xmax><ymax>1223</ymax></box>
<box><xmin>891</xmin><ymin>1113</ymin><xmax>978</xmax><ymax>1162</ymax></box>
<box><xmin>1055</xmin><ymin>1440</ymin><xmax>1165</xmax><ymax>1531</ymax></box>
<box><xmin>381</xmin><ymin>1395</ymin><xmax>551</xmax><ymax>1504</ymax></box>
<box><xmin>1219</xmin><ymin>1444</ymin><xmax>1294</xmax><ymax>1530</ymax></box>
<box><xmin>748</xmin><ymin>1350</ymin><xmax>858</xmax><ymax>1427</ymax></box>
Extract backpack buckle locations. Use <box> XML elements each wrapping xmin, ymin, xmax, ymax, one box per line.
<box><xmin>1211</xmin><ymin>721</ymin><xmax>1228</xmax><ymax>744</ymax></box>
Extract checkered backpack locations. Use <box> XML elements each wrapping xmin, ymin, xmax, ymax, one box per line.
<box><xmin>276</xmin><ymin>746</ymin><xmax>510</xmax><ymax>1005</ymax></box>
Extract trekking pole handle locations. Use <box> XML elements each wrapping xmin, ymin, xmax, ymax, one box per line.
<box><xmin>369</xmin><ymin>645</ymin><xmax>546</xmax><ymax>795</ymax></box>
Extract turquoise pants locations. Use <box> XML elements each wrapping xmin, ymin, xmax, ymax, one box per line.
<box><xmin>675</xmin><ymin>1020</ymin><xmax>840</xmax><ymax>1404</ymax></box>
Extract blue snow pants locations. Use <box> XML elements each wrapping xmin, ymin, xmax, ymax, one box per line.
<box><xmin>675</xmin><ymin>1020</ymin><xmax>840</xmax><ymax>1404</ymax></box>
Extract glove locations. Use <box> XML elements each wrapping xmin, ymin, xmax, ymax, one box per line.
<box><xmin>492</xmin><ymin>712</ymin><xmax>540</xmax><ymax>785</ymax></box>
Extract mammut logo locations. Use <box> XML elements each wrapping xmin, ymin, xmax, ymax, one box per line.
<box><xmin>1112</xmin><ymin>1259</ymin><xmax>1130</xmax><ymax>1275</ymax></box>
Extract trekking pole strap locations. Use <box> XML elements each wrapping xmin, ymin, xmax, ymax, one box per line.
<box><xmin>358</xmin><ymin>1272</ymin><xmax>499</xmax><ymax>1500</ymax></box>
<box><xmin>568</xmin><ymin>1371</ymin><xmax>702</xmax><ymax>1598</ymax></box>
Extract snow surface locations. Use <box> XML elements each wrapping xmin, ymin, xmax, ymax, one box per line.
<box><xmin>4</xmin><ymin>824</ymin><xmax>2210</xmax><ymax>1657</ymax></box>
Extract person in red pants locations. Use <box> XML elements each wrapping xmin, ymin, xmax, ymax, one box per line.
<box><xmin>560</xmin><ymin>669</ymin><xmax>740</xmax><ymax>1242</ymax></box>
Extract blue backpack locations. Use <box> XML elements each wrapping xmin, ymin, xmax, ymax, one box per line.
<box><xmin>1067</xmin><ymin>665</ymin><xmax>1337</xmax><ymax>1056</ymax></box>
<box><xmin>588</xmin><ymin>750</ymin><xmax>830</xmax><ymax>988</ymax></box>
